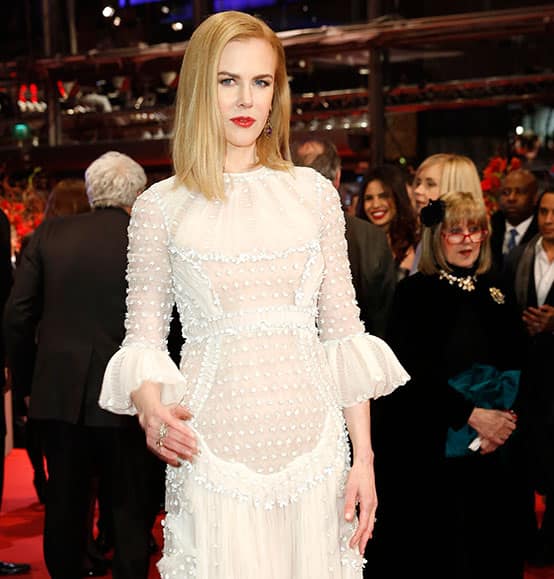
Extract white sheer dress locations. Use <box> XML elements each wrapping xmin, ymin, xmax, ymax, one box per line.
<box><xmin>99</xmin><ymin>166</ymin><xmax>408</xmax><ymax>579</ymax></box>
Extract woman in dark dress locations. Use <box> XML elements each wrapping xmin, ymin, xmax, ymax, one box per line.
<box><xmin>365</xmin><ymin>191</ymin><xmax>525</xmax><ymax>579</ymax></box>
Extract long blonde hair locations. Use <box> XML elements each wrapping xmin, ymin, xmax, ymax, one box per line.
<box><xmin>439</xmin><ymin>155</ymin><xmax>484</xmax><ymax>205</ymax></box>
<box><xmin>172</xmin><ymin>11</ymin><xmax>291</xmax><ymax>200</ymax></box>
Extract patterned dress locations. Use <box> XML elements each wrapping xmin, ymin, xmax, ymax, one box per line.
<box><xmin>99</xmin><ymin>166</ymin><xmax>408</xmax><ymax>578</ymax></box>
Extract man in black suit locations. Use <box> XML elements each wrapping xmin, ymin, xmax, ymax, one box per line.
<box><xmin>291</xmin><ymin>139</ymin><xmax>396</xmax><ymax>338</ymax></box>
<box><xmin>0</xmin><ymin>208</ymin><xmax>30</xmax><ymax>576</ymax></box>
<box><xmin>490</xmin><ymin>168</ymin><xmax>539</xmax><ymax>272</ymax></box>
<box><xmin>4</xmin><ymin>152</ymin><xmax>153</xmax><ymax>579</ymax></box>
<box><xmin>505</xmin><ymin>187</ymin><xmax>554</xmax><ymax>566</ymax></box>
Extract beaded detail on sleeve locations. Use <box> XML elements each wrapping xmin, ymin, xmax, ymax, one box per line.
<box><xmin>99</xmin><ymin>184</ymin><xmax>185</xmax><ymax>414</ymax></box>
<box><xmin>123</xmin><ymin>188</ymin><xmax>175</xmax><ymax>350</ymax></box>
<box><xmin>314</xmin><ymin>172</ymin><xmax>366</xmax><ymax>342</ymax></box>
<box><xmin>313</xmin><ymin>172</ymin><xmax>409</xmax><ymax>406</ymax></box>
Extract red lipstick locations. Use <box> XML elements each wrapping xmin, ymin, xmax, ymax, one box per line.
<box><xmin>231</xmin><ymin>116</ymin><xmax>255</xmax><ymax>127</ymax></box>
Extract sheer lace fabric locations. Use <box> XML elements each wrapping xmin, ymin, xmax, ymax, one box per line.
<box><xmin>100</xmin><ymin>166</ymin><xmax>408</xmax><ymax>578</ymax></box>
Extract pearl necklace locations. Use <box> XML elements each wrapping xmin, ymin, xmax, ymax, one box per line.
<box><xmin>439</xmin><ymin>269</ymin><xmax>477</xmax><ymax>292</ymax></box>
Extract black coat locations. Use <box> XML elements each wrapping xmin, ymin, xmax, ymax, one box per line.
<box><xmin>503</xmin><ymin>236</ymin><xmax>554</xmax><ymax>425</ymax></box>
<box><xmin>344</xmin><ymin>215</ymin><xmax>396</xmax><ymax>339</ymax></box>
<box><xmin>490</xmin><ymin>210</ymin><xmax>538</xmax><ymax>273</ymax></box>
<box><xmin>377</xmin><ymin>270</ymin><xmax>523</xmax><ymax>459</ymax></box>
<box><xmin>4</xmin><ymin>207</ymin><xmax>135</xmax><ymax>428</ymax></box>
<box><xmin>0</xmin><ymin>209</ymin><xmax>12</xmax><ymax>438</ymax></box>
<box><xmin>366</xmin><ymin>271</ymin><xmax>525</xmax><ymax>579</ymax></box>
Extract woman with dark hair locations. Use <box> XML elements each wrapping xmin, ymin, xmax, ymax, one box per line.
<box><xmin>356</xmin><ymin>164</ymin><xmax>418</xmax><ymax>278</ymax></box>
<box><xmin>43</xmin><ymin>178</ymin><xmax>90</xmax><ymax>219</ymax></box>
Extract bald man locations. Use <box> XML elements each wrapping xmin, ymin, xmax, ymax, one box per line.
<box><xmin>491</xmin><ymin>169</ymin><xmax>539</xmax><ymax>271</ymax></box>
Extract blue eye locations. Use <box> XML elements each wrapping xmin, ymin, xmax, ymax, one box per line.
<box><xmin>255</xmin><ymin>79</ymin><xmax>270</xmax><ymax>87</ymax></box>
<box><xmin>219</xmin><ymin>78</ymin><xmax>234</xmax><ymax>86</ymax></box>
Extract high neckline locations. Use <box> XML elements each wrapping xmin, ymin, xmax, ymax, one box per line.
<box><xmin>223</xmin><ymin>165</ymin><xmax>265</xmax><ymax>177</ymax></box>
<box><xmin>447</xmin><ymin>263</ymin><xmax>478</xmax><ymax>278</ymax></box>
<box><xmin>223</xmin><ymin>166</ymin><xmax>270</xmax><ymax>183</ymax></box>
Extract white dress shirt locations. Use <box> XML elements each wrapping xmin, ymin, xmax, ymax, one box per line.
<box><xmin>503</xmin><ymin>215</ymin><xmax>534</xmax><ymax>255</ymax></box>
<box><xmin>534</xmin><ymin>237</ymin><xmax>554</xmax><ymax>306</ymax></box>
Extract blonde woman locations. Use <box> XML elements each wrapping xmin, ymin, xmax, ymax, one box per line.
<box><xmin>410</xmin><ymin>153</ymin><xmax>485</xmax><ymax>273</ymax></box>
<box><xmin>98</xmin><ymin>11</ymin><xmax>407</xmax><ymax>578</ymax></box>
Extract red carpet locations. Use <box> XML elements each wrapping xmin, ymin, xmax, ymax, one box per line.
<box><xmin>1</xmin><ymin>448</ymin><xmax>162</xmax><ymax>578</ymax></box>
<box><xmin>2</xmin><ymin>448</ymin><xmax>554</xmax><ymax>578</ymax></box>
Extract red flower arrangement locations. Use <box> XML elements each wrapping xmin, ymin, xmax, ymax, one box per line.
<box><xmin>0</xmin><ymin>167</ymin><xmax>45</xmax><ymax>254</ymax></box>
<box><xmin>480</xmin><ymin>156</ymin><xmax>522</xmax><ymax>216</ymax></box>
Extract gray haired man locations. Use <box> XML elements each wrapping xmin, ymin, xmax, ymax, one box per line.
<box><xmin>4</xmin><ymin>151</ymin><xmax>154</xmax><ymax>579</ymax></box>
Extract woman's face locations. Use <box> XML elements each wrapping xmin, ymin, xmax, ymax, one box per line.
<box><xmin>217</xmin><ymin>37</ymin><xmax>276</xmax><ymax>159</ymax></box>
<box><xmin>440</xmin><ymin>220</ymin><xmax>484</xmax><ymax>269</ymax></box>
<box><xmin>413</xmin><ymin>162</ymin><xmax>443</xmax><ymax>214</ymax></box>
<box><xmin>363</xmin><ymin>179</ymin><xmax>397</xmax><ymax>230</ymax></box>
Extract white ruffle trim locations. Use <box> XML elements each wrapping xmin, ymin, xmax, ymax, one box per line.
<box><xmin>99</xmin><ymin>345</ymin><xmax>187</xmax><ymax>415</ymax></box>
<box><xmin>323</xmin><ymin>333</ymin><xmax>409</xmax><ymax>408</ymax></box>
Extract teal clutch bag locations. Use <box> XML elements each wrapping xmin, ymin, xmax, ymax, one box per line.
<box><xmin>445</xmin><ymin>364</ymin><xmax>520</xmax><ymax>458</ymax></box>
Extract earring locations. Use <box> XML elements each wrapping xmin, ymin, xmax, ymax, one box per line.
<box><xmin>265</xmin><ymin>116</ymin><xmax>272</xmax><ymax>137</ymax></box>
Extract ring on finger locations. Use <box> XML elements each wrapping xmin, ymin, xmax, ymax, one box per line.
<box><xmin>156</xmin><ymin>422</ymin><xmax>169</xmax><ymax>448</ymax></box>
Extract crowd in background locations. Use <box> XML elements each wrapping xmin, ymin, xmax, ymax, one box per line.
<box><xmin>0</xmin><ymin>136</ymin><xmax>553</xmax><ymax>578</ymax></box>
<box><xmin>293</xmin><ymin>138</ymin><xmax>554</xmax><ymax>579</ymax></box>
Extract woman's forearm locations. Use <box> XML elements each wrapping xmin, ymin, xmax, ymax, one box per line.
<box><xmin>130</xmin><ymin>380</ymin><xmax>163</xmax><ymax>415</ymax></box>
<box><xmin>343</xmin><ymin>400</ymin><xmax>373</xmax><ymax>464</ymax></box>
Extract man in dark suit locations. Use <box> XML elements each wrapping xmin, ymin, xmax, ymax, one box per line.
<box><xmin>4</xmin><ymin>152</ymin><xmax>153</xmax><ymax>579</ymax></box>
<box><xmin>0</xmin><ymin>208</ymin><xmax>30</xmax><ymax>576</ymax></box>
<box><xmin>504</xmin><ymin>187</ymin><xmax>554</xmax><ymax>566</ymax></box>
<box><xmin>490</xmin><ymin>168</ymin><xmax>539</xmax><ymax>272</ymax></box>
<box><xmin>291</xmin><ymin>139</ymin><xmax>396</xmax><ymax>338</ymax></box>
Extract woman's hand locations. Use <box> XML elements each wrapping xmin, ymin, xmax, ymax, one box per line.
<box><xmin>522</xmin><ymin>305</ymin><xmax>554</xmax><ymax>336</ymax></box>
<box><xmin>344</xmin><ymin>457</ymin><xmax>377</xmax><ymax>556</ymax></box>
<box><xmin>131</xmin><ymin>380</ymin><xmax>198</xmax><ymax>466</ymax></box>
<box><xmin>479</xmin><ymin>437</ymin><xmax>500</xmax><ymax>455</ymax></box>
<box><xmin>468</xmin><ymin>407</ymin><xmax>517</xmax><ymax>447</ymax></box>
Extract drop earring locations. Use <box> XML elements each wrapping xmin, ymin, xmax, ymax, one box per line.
<box><xmin>265</xmin><ymin>114</ymin><xmax>272</xmax><ymax>137</ymax></box>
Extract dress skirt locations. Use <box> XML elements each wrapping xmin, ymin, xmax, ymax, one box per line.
<box><xmin>157</xmin><ymin>413</ymin><xmax>365</xmax><ymax>579</ymax></box>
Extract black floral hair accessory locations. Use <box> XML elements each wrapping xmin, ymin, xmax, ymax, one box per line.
<box><xmin>420</xmin><ymin>198</ymin><xmax>445</xmax><ymax>227</ymax></box>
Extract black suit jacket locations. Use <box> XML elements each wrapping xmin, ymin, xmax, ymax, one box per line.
<box><xmin>503</xmin><ymin>235</ymin><xmax>554</xmax><ymax>424</ymax></box>
<box><xmin>490</xmin><ymin>210</ymin><xmax>538</xmax><ymax>273</ymax></box>
<box><xmin>344</xmin><ymin>215</ymin><xmax>396</xmax><ymax>338</ymax></box>
<box><xmin>4</xmin><ymin>207</ymin><xmax>135</xmax><ymax>428</ymax></box>
<box><xmin>0</xmin><ymin>209</ymin><xmax>12</xmax><ymax>438</ymax></box>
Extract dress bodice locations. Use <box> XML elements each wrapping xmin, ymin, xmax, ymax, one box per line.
<box><xmin>100</xmin><ymin>165</ymin><xmax>408</xmax><ymax>474</ymax></box>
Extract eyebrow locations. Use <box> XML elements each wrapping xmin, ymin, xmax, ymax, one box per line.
<box><xmin>217</xmin><ymin>71</ymin><xmax>274</xmax><ymax>80</ymax></box>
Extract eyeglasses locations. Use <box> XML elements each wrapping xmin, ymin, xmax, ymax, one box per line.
<box><xmin>441</xmin><ymin>229</ymin><xmax>487</xmax><ymax>244</ymax></box>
